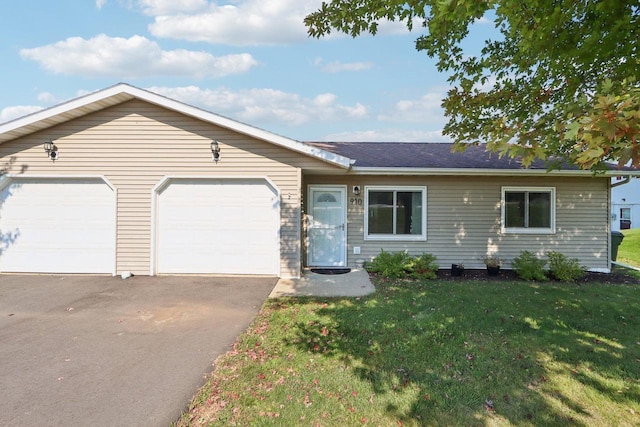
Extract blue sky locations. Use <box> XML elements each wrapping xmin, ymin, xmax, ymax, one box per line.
<box><xmin>0</xmin><ymin>0</ymin><xmax>494</xmax><ymax>142</ymax></box>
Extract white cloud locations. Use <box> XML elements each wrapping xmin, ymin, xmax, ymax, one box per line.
<box><xmin>19</xmin><ymin>34</ymin><xmax>257</xmax><ymax>78</ymax></box>
<box><xmin>321</xmin><ymin>129</ymin><xmax>451</xmax><ymax>143</ymax></box>
<box><xmin>121</xmin><ymin>0</ymin><xmax>417</xmax><ymax>46</ymax></box>
<box><xmin>317</xmin><ymin>60</ymin><xmax>373</xmax><ymax>73</ymax></box>
<box><xmin>377</xmin><ymin>90</ymin><xmax>447</xmax><ymax>124</ymax></box>
<box><xmin>313</xmin><ymin>93</ymin><xmax>336</xmax><ymax>107</ymax></box>
<box><xmin>0</xmin><ymin>106</ymin><xmax>44</xmax><ymax>124</ymax></box>
<box><xmin>148</xmin><ymin>0</ymin><xmax>319</xmax><ymax>46</ymax></box>
<box><xmin>37</xmin><ymin>92</ymin><xmax>58</xmax><ymax>104</ymax></box>
<box><xmin>375</xmin><ymin>17</ymin><xmax>422</xmax><ymax>35</ymax></box>
<box><xmin>96</xmin><ymin>0</ymin><xmax>108</xmax><ymax>9</ymax></box>
<box><xmin>135</xmin><ymin>0</ymin><xmax>209</xmax><ymax>15</ymax></box>
<box><xmin>146</xmin><ymin>85</ymin><xmax>368</xmax><ymax>126</ymax></box>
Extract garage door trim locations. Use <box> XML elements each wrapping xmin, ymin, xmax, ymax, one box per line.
<box><xmin>150</xmin><ymin>176</ymin><xmax>281</xmax><ymax>276</ymax></box>
<box><xmin>0</xmin><ymin>175</ymin><xmax>118</xmax><ymax>275</ymax></box>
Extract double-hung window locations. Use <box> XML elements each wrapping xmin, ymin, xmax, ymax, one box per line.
<box><xmin>365</xmin><ymin>186</ymin><xmax>426</xmax><ymax>240</ymax></box>
<box><xmin>502</xmin><ymin>187</ymin><xmax>555</xmax><ymax>234</ymax></box>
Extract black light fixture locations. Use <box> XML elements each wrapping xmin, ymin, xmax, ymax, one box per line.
<box><xmin>211</xmin><ymin>140</ymin><xmax>221</xmax><ymax>162</ymax></box>
<box><xmin>44</xmin><ymin>139</ymin><xmax>58</xmax><ymax>161</ymax></box>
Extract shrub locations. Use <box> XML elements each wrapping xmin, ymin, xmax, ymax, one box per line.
<box><xmin>547</xmin><ymin>251</ymin><xmax>586</xmax><ymax>282</ymax></box>
<box><xmin>482</xmin><ymin>255</ymin><xmax>503</xmax><ymax>268</ymax></box>
<box><xmin>365</xmin><ymin>250</ymin><xmax>411</xmax><ymax>279</ymax></box>
<box><xmin>365</xmin><ymin>250</ymin><xmax>438</xmax><ymax>280</ymax></box>
<box><xmin>512</xmin><ymin>251</ymin><xmax>547</xmax><ymax>281</ymax></box>
<box><xmin>407</xmin><ymin>253</ymin><xmax>439</xmax><ymax>280</ymax></box>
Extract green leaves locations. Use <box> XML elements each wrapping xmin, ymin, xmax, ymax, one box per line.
<box><xmin>565</xmin><ymin>80</ymin><xmax>640</xmax><ymax>169</ymax></box>
<box><xmin>305</xmin><ymin>0</ymin><xmax>640</xmax><ymax>172</ymax></box>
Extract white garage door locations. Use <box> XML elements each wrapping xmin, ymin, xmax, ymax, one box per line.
<box><xmin>156</xmin><ymin>178</ymin><xmax>280</xmax><ymax>275</ymax></box>
<box><xmin>0</xmin><ymin>178</ymin><xmax>116</xmax><ymax>273</ymax></box>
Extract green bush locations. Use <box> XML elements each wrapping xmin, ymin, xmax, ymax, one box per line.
<box><xmin>547</xmin><ymin>251</ymin><xmax>586</xmax><ymax>282</ymax></box>
<box><xmin>365</xmin><ymin>250</ymin><xmax>411</xmax><ymax>279</ymax></box>
<box><xmin>365</xmin><ymin>250</ymin><xmax>438</xmax><ymax>280</ymax></box>
<box><xmin>512</xmin><ymin>250</ymin><xmax>547</xmax><ymax>281</ymax></box>
<box><xmin>407</xmin><ymin>253</ymin><xmax>439</xmax><ymax>280</ymax></box>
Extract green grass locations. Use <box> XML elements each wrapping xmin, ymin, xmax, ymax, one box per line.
<box><xmin>177</xmin><ymin>278</ymin><xmax>640</xmax><ymax>426</ymax></box>
<box><xmin>618</xmin><ymin>228</ymin><xmax>640</xmax><ymax>268</ymax></box>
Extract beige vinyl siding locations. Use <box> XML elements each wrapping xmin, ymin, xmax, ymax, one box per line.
<box><xmin>0</xmin><ymin>99</ymin><xmax>335</xmax><ymax>277</ymax></box>
<box><xmin>304</xmin><ymin>175</ymin><xmax>610</xmax><ymax>271</ymax></box>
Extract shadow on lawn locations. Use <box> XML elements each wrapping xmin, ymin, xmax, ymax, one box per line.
<box><xmin>287</xmin><ymin>278</ymin><xmax>640</xmax><ymax>425</ymax></box>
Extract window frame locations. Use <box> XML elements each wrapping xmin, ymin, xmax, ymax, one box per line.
<box><xmin>364</xmin><ymin>186</ymin><xmax>427</xmax><ymax>241</ymax></box>
<box><xmin>620</xmin><ymin>207</ymin><xmax>631</xmax><ymax>221</ymax></box>
<box><xmin>501</xmin><ymin>186</ymin><xmax>556</xmax><ymax>234</ymax></box>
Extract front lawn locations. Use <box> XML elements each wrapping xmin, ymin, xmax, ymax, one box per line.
<box><xmin>618</xmin><ymin>228</ymin><xmax>640</xmax><ymax>268</ymax></box>
<box><xmin>177</xmin><ymin>277</ymin><xmax>640</xmax><ymax>426</ymax></box>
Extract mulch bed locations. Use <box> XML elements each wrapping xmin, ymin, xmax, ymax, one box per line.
<box><xmin>435</xmin><ymin>268</ymin><xmax>640</xmax><ymax>285</ymax></box>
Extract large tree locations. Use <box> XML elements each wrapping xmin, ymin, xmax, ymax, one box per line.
<box><xmin>305</xmin><ymin>0</ymin><xmax>639</xmax><ymax>171</ymax></box>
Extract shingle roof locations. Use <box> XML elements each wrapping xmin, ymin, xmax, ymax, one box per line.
<box><xmin>307</xmin><ymin>142</ymin><xmax>558</xmax><ymax>170</ymax></box>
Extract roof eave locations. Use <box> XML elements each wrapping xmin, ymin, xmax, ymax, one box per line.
<box><xmin>0</xmin><ymin>83</ymin><xmax>353</xmax><ymax>170</ymax></box>
<box><xmin>0</xmin><ymin>85</ymin><xmax>136</xmax><ymax>144</ymax></box>
<box><xmin>349</xmin><ymin>167</ymin><xmax>640</xmax><ymax>176</ymax></box>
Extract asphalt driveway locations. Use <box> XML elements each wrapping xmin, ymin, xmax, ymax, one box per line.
<box><xmin>0</xmin><ymin>274</ymin><xmax>276</xmax><ymax>427</ymax></box>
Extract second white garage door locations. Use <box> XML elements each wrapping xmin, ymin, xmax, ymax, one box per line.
<box><xmin>155</xmin><ymin>178</ymin><xmax>280</xmax><ymax>275</ymax></box>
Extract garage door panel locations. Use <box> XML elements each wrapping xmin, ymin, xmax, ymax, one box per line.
<box><xmin>156</xmin><ymin>179</ymin><xmax>279</xmax><ymax>275</ymax></box>
<box><xmin>0</xmin><ymin>178</ymin><xmax>116</xmax><ymax>273</ymax></box>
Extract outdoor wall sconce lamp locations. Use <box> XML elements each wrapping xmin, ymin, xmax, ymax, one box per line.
<box><xmin>211</xmin><ymin>140</ymin><xmax>221</xmax><ymax>163</ymax></box>
<box><xmin>44</xmin><ymin>139</ymin><xmax>58</xmax><ymax>161</ymax></box>
<box><xmin>352</xmin><ymin>185</ymin><xmax>361</xmax><ymax>195</ymax></box>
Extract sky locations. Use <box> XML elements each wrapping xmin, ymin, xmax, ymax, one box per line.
<box><xmin>0</xmin><ymin>0</ymin><xmax>494</xmax><ymax>143</ymax></box>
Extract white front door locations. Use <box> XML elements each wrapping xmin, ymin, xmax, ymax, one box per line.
<box><xmin>308</xmin><ymin>186</ymin><xmax>346</xmax><ymax>267</ymax></box>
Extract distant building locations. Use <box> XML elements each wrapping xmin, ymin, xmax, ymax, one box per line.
<box><xmin>611</xmin><ymin>176</ymin><xmax>640</xmax><ymax>231</ymax></box>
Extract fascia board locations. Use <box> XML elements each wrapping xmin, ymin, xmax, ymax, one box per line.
<box><xmin>0</xmin><ymin>84</ymin><xmax>135</xmax><ymax>142</ymax></box>
<box><xmin>349</xmin><ymin>167</ymin><xmax>640</xmax><ymax>177</ymax></box>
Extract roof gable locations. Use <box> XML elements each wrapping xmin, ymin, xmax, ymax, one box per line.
<box><xmin>0</xmin><ymin>83</ymin><xmax>352</xmax><ymax>169</ymax></box>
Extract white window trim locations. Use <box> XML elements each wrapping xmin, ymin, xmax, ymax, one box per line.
<box><xmin>501</xmin><ymin>186</ymin><xmax>556</xmax><ymax>234</ymax></box>
<box><xmin>620</xmin><ymin>207</ymin><xmax>631</xmax><ymax>220</ymax></box>
<box><xmin>364</xmin><ymin>186</ymin><xmax>427</xmax><ymax>241</ymax></box>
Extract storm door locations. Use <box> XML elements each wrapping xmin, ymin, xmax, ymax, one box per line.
<box><xmin>307</xmin><ymin>186</ymin><xmax>346</xmax><ymax>266</ymax></box>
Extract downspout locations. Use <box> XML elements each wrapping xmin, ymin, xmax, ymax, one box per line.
<box><xmin>611</xmin><ymin>175</ymin><xmax>630</xmax><ymax>188</ymax></box>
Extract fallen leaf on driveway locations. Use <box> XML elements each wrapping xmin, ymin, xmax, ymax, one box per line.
<box><xmin>65</xmin><ymin>307</ymin><xmax>74</xmax><ymax>312</ymax></box>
